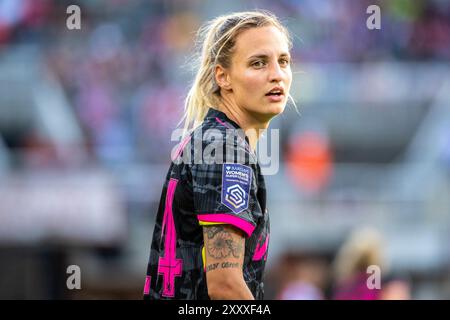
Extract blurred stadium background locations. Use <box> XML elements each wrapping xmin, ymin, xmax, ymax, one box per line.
<box><xmin>0</xmin><ymin>0</ymin><xmax>449</xmax><ymax>299</ymax></box>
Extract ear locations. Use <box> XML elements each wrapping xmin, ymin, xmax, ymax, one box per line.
<box><xmin>215</xmin><ymin>64</ymin><xmax>232</xmax><ymax>91</ymax></box>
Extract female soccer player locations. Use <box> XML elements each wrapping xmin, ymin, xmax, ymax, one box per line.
<box><xmin>143</xmin><ymin>10</ymin><xmax>293</xmax><ymax>300</ymax></box>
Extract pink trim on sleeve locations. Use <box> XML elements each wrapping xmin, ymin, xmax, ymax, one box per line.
<box><xmin>197</xmin><ymin>213</ymin><xmax>255</xmax><ymax>237</ymax></box>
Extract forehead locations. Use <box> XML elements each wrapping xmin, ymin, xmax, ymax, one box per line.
<box><xmin>232</xmin><ymin>25</ymin><xmax>290</xmax><ymax>59</ymax></box>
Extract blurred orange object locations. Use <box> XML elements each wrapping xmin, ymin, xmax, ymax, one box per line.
<box><xmin>286</xmin><ymin>131</ymin><xmax>333</xmax><ymax>194</ymax></box>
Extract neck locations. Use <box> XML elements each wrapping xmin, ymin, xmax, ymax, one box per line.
<box><xmin>217</xmin><ymin>98</ymin><xmax>270</xmax><ymax>152</ymax></box>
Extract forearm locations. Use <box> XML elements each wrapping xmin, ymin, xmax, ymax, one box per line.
<box><xmin>208</xmin><ymin>279</ymin><xmax>255</xmax><ymax>300</ymax></box>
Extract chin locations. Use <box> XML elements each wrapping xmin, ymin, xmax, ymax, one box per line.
<box><xmin>265</xmin><ymin>102</ymin><xmax>286</xmax><ymax>117</ymax></box>
<box><xmin>251</xmin><ymin>104</ymin><xmax>284</xmax><ymax>124</ymax></box>
<box><xmin>247</xmin><ymin>102</ymin><xmax>286</xmax><ymax>123</ymax></box>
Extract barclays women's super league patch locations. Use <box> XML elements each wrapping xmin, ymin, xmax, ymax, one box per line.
<box><xmin>221</xmin><ymin>163</ymin><xmax>252</xmax><ymax>214</ymax></box>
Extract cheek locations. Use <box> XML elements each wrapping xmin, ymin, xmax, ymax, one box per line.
<box><xmin>237</xmin><ymin>71</ymin><xmax>264</xmax><ymax>97</ymax></box>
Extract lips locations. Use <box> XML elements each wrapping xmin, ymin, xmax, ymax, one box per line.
<box><xmin>265</xmin><ymin>86</ymin><xmax>285</xmax><ymax>103</ymax></box>
<box><xmin>265</xmin><ymin>86</ymin><xmax>284</xmax><ymax>97</ymax></box>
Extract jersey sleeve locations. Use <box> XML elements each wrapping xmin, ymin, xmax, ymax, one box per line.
<box><xmin>190</xmin><ymin>142</ymin><xmax>262</xmax><ymax>238</ymax></box>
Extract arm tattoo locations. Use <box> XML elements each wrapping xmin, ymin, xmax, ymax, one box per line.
<box><xmin>206</xmin><ymin>226</ymin><xmax>223</xmax><ymax>239</ymax></box>
<box><xmin>206</xmin><ymin>263</ymin><xmax>220</xmax><ymax>272</ymax></box>
<box><xmin>204</xmin><ymin>226</ymin><xmax>244</xmax><ymax>259</ymax></box>
<box><xmin>206</xmin><ymin>261</ymin><xmax>240</xmax><ymax>272</ymax></box>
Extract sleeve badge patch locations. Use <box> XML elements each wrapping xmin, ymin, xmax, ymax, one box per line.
<box><xmin>221</xmin><ymin>163</ymin><xmax>252</xmax><ymax>214</ymax></box>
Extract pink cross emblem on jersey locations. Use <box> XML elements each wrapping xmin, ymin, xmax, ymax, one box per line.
<box><xmin>158</xmin><ymin>178</ymin><xmax>183</xmax><ymax>297</ymax></box>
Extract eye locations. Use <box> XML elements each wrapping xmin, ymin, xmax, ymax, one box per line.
<box><xmin>251</xmin><ymin>60</ymin><xmax>266</xmax><ymax>68</ymax></box>
<box><xmin>279</xmin><ymin>58</ymin><xmax>290</xmax><ymax>67</ymax></box>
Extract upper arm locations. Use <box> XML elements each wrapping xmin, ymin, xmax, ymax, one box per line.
<box><xmin>192</xmin><ymin>161</ymin><xmax>260</xmax><ymax>238</ymax></box>
<box><xmin>202</xmin><ymin>224</ymin><xmax>246</xmax><ymax>283</ymax></box>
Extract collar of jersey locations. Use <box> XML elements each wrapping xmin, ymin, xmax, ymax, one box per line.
<box><xmin>205</xmin><ymin>107</ymin><xmax>241</xmax><ymax>130</ymax></box>
<box><xmin>204</xmin><ymin>107</ymin><xmax>253</xmax><ymax>151</ymax></box>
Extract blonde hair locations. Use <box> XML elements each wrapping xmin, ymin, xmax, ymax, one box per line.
<box><xmin>180</xmin><ymin>10</ymin><xmax>294</xmax><ymax>136</ymax></box>
<box><xmin>333</xmin><ymin>227</ymin><xmax>387</xmax><ymax>283</ymax></box>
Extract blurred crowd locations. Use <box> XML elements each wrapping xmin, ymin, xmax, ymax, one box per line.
<box><xmin>0</xmin><ymin>0</ymin><xmax>449</xmax><ymax>168</ymax></box>
<box><xmin>270</xmin><ymin>227</ymin><xmax>412</xmax><ymax>300</ymax></box>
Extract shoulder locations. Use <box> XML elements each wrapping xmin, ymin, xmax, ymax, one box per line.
<box><xmin>175</xmin><ymin>119</ymin><xmax>257</xmax><ymax>166</ymax></box>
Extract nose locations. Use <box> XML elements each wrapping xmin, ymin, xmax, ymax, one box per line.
<box><xmin>268</xmin><ymin>61</ymin><xmax>284</xmax><ymax>83</ymax></box>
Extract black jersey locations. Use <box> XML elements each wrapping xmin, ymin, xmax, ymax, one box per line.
<box><xmin>143</xmin><ymin>108</ymin><xmax>270</xmax><ymax>300</ymax></box>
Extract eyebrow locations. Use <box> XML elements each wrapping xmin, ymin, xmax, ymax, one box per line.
<box><xmin>247</xmin><ymin>52</ymin><xmax>291</xmax><ymax>60</ymax></box>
